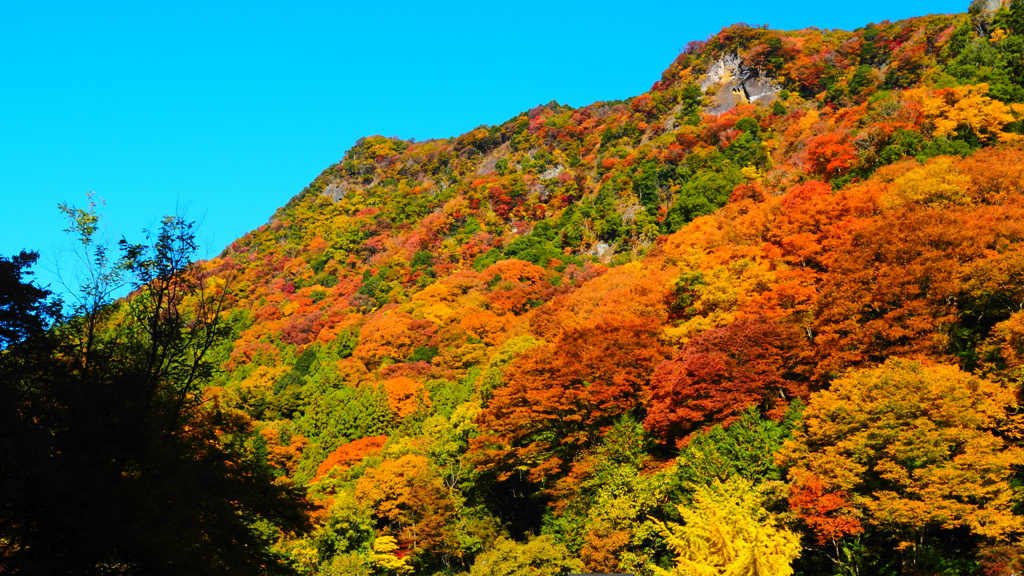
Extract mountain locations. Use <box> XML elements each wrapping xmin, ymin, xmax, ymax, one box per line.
<box><xmin>19</xmin><ymin>2</ymin><xmax>1024</xmax><ymax>575</ymax></box>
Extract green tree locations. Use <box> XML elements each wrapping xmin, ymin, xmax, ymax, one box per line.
<box><xmin>664</xmin><ymin>169</ymin><xmax>741</xmax><ymax>233</ymax></box>
<box><xmin>673</xmin><ymin>404</ymin><xmax>803</xmax><ymax>489</ymax></box>
<box><xmin>0</xmin><ymin>250</ymin><xmax>59</xmax><ymax>348</ymax></box>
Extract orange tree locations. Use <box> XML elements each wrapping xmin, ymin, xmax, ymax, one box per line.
<box><xmin>471</xmin><ymin>315</ymin><xmax>668</xmax><ymax>488</ymax></box>
<box><xmin>778</xmin><ymin>358</ymin><xmax>1024</xmax><ymax>574</ymax></box>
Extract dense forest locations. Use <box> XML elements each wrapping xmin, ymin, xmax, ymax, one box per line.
<box><xmin>5</xmin><ymin>0</ymin><xmax>1024</xmax><ymax>574</ymax></box>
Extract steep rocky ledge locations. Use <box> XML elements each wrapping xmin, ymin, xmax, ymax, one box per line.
<box><xmin>699</xmin><ymin>53</ymin><xmax>782</xmax><ymax>114</ymax></box>
<box><xmin>971</xmin><ymin>0</ymin><xmax>1013</xmax><ymax>35</ymax></box>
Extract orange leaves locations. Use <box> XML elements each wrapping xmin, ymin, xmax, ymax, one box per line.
<box><xmin>352</xmin><ymin>312</ymin><xmax>436</xmax><ymax>369</ymax></box>
<box><xmin>472</xmin><ymin>315</ymin><xmax>668</xmax><ymax>483</ymax></box>
<box><xmin>804</xmin><ymin>134</ymin><xmax>857</xmax><ymax>179</ymax></box>
<box><xmin>478</xmin><ymin>259</ymin><xmax>551</xmax><ymax>316</ymax></box>
<box><xmin>354</xmin><ymin>453</ymin><xmax>457</xmax><ymax>555</ymax></box>
<box><xmin>261</xmin><ymin>430</ymin><xmax>309</xmax><ymax>476</ymax></box>
<box><xmin>810</xmin><ymin>194</ymin><xmax>1024</xmax><ymax>377</ymax></box>
<box><xmin>958</xmin><ymin>147</ymin><xmax>1024</xmax><ymax>204</ymax></box>
<box><xmin>355</xmin><ymin>453</ymin><xmax>432</xmax><ymax>524</ymax></box>
<box><xmin>786</xmin><ymin>472</ymin><xmax>863</xmax><ymax>544</ymax></box>
<box><xmin>783</xmin><ymin>53</ymin><xmax>829</xmax><ymax>95</ymax></box>
<box><xmin>315</xmin><ymin>435</ymin><xmax>387</xmax><ymax>479</ymax></box>
<box><xmin>528</xmin><ymin>262</ymin><xmax>666</xmax><ymax>341</ymax></box>
<box><xmin>383</xmin><ymin>377</ymin><xmax>430</xmax><ymax>419</ymax></box>
<box><xmin>809</xmin><ymin>207</ymin><xmax>963</xmax><ymax>374</ymax></box>
<box><xmin>459</xmin><ymin>309</ymin><xmax>512</xmax><ymax>346</ymax></box>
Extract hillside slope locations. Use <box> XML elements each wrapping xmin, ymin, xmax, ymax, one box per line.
<box><xmin>195</xmin><ymin>2</ymin><xmax>1024</xmax><ymax>574</ymax></box>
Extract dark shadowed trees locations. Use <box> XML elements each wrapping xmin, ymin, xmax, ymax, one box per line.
<box><xmin>0</xmin><ymin>207</ymin><xmax>309</xmax><ymax>575</ymax></box>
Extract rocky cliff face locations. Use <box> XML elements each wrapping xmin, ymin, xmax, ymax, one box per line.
<box><xmin>970</xmin><ymin>0</ymin><xmax>1012</xmax><ymax>35</ymax></box>
<box><xmin>698</xmin><ymin>53</ymin><xmax>782</xmax><ymax>114</ymax></box>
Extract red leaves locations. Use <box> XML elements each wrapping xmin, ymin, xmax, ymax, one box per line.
<box><xmin>780</xmin><ymin>180</ymin><xmax>832</xmax><ymax>210</ymax></box>
<box><xmin>804</xmin><ymin>134</ymin><xmax>857</xmax><ymax>179</ymax></box>
<box><xmin>472</xmin><ymin>315</ymin><xmax>668</xmax><ymax>483</ymax></box>
<box><xmin>644</xmin><ymin>317</ymin><xmax>807</xmax><ymax>446</ymax></box>
<box><xmin>280</xmin><ymin>310</ymin><xmax>321</xmax><ymax>346</ymax></box>
<box><xmin>787</xmin><ymin>473</ymin><xmax>863</xmax><ymax>544</ymax></box>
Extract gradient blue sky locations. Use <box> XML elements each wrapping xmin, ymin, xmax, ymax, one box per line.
<box><xmin>2</xmin><ymin>0</ymin><xmax>966</xmax><ymax>295</ymax></box>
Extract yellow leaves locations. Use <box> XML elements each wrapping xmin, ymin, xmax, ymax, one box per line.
<box><xmin>740</xmin><ymin>165</ymin><xmax>762</xmax><ymax>182</ymax></box>
<box><xmin>371</xmin><ymin>536</ymin><xmax>412</xmax><ymax>574</ymax></box>
<box><xmin>653</xmin><ymin>477</ymin><xmax>801</xmax><ymax>576</ymax></box>
<box><xmin>794</xmin><ymin>108</ymin><xmax>820</xmax><ymax>136</ymax></box>
<box><xmin>488</xmin><ymin>334</ymin><xmax>544</xmax><ymax>367</ymax></box>
<box><xmin>467</xmin><ymin>535</ymin><xmax>584</xmax><ymax>576</ymax></box>
<box><xmin>904</xmin><ymin>83</ymin><xmax>1024</xmax><ymax>143</ymax></box>
<box><xmin>240</xmin><ymin>364</ymin><xmax>288</xmax><ymax>391</ymax></box>
<box><xmin>421</xmin><ymin>401</ymin><xmax>481</xmax><ymax>465</ymax></box>
<box><xmin>881</xmin><ymin>157</ymin><xmax>974</xmax><ymax>209</ymax></box>
<box><xmin>406</xmin><ymin>270</ymin><xmax>487</xmax><ymax>324</ymax></box>
<box><xmin>280</xmin><ymin>298</ymin><xmax>304</xmax><ymax>317</ymax></box>
<box><xmin>366</xmin><ymin>138</ymin><xmax>399</xmax><ymax>160</ymax></box>
<box><xmin>781</xmin><ymin>359</ymin><xmax>1024</xmax><ymax>543</ymax></box>
<box><xmin>664</xmin><ymin>258</ymin><xmax>781</xmax><ymax>346</ymax></box>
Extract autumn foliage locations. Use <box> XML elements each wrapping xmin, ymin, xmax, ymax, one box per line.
<box><xmin>645</xmin><ymin>316</ymin><xmax>807</xmax><ymax>446</ymax></box>
<box><xmin>472</xmin><ymin>315</ymin><xmax>668</xmax><ymax>483</ymax></box>
<box><xmin>120</xmin><ymin>3</ymin><xmax>1024</xmax><ymax>574</ymax></box>
<box><xmin>779</xmin><ymin>359</ymin><xmax>1024</xmax><ymax>550</ymax></box>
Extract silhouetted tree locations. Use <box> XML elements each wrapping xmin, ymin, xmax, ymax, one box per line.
<box><xmin>0</xmin><ymin>205</ymin><xmax>309</xmax><ymax>576</ymax></box>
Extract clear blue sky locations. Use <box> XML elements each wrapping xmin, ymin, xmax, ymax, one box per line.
<box><xmin>1</xmin><ymin>0</ymin><xmax>966</xmax><ymax>296</ymax></box>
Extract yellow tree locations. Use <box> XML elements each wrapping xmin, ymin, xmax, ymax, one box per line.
<box><xmin>779</xmin><ymin>359</ymin><xmax>1024</xmax><ymax>564</ymax></box>
<box><xmin>904</xmin><ymin>83</ymin><xmax>1024</xmax><ymax>143</ymax></box>
<box><xmin>654</xmin><ymin>477</ymin><xmax>801</xmax><ymax>576</ymax></box>
<box><xmin>467</xmin><ymin>535</ymin><xmax>583</xmax><ymax>576</ymax></box>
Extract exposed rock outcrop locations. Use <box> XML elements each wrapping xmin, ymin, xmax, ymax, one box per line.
<box><xmin>970</xmin><ymin>0</ymin><xmax>1012</xmax><ymax>36</ymax></box>
<box><xmin>699</xmin><ymin>53</ymin><xmax>782</xmax><ymax>114</ymax></box>
<box><xmin>323</xmin><ymin>181</ymin><xmax>352</xmax><ymax>201</ymax></box>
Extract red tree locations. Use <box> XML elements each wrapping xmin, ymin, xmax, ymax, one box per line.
<box><xmin>644</xmin><ymin>317</ymin><xmax>808</xmax><ymax>446</ymax></box>
<box><xmin>472</xmin><ymin>315</ymin><xmax>668</xmax><ymax>483</ymax></box>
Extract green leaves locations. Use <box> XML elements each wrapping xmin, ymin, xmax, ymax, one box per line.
<box><xmin>673</xmin><ymin>404</ymin><xmax>802</xmax><ymax>489</ymax></box>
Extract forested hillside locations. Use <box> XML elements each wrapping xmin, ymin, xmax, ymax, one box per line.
<box><xmin>6</xmin><ymin>1</ymin><xmax>1024</xmax><ymax>575</ymax></box>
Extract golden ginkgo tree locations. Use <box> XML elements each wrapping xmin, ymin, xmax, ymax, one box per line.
<box><xmin>653</xmin><ymin>476</ymin><xmax>802</xmax><ymax>576</ymax></box>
